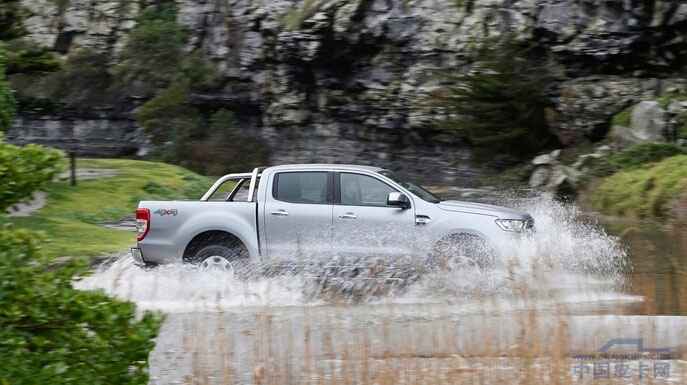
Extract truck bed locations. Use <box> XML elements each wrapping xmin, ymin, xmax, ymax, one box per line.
<box><xmin>137</xmin><ymin>200</ymin><xmax>259</xmax><ymax>265</ymax></box>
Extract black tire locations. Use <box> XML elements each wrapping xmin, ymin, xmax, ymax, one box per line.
<box><xmin>432</xmin><ymin>233</ymin><xmax>495</xmax><ymax>270</ymax></box>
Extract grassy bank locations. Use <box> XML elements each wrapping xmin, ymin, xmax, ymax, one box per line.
<box><xmin>591</xmin><ymin>155</ymin><xmax>687</xmax><ymax>219</ymax></box>
<box><xmin>1</xmin><ymin>158</ymin><xmax>212</xmax><ymax>260</ymax></box>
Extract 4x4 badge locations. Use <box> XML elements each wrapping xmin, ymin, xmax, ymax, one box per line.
<box><xmin>153</xmin><ymin>208</ymin><xmax>178</xmax><ymax>216</ymax></box>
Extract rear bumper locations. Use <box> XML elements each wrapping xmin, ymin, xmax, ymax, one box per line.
<box><xmin>130</xmin><ymin>247</ymin><xmax>145</xmax><ymax>266</ymax></box>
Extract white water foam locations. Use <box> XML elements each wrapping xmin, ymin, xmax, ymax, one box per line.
<box><xmin>75</xmin><ymin>197</ymin><xmax>639</xmax><ymax>313</ymax></box>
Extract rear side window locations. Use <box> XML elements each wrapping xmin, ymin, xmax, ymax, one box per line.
<box><xmin>273</xmin><ymin>172</ymin><xmax>329</xmax><ymax>204</ymax></box>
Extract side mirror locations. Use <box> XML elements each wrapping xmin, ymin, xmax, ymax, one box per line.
<box><xmin>387</xmin><ymin>192</ymin><xmax>410</xmax><ymax>209</ymax></box>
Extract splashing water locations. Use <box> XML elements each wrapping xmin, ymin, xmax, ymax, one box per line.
<box><xmin>75</xmin><ymin>196</ymin><xmax>639</xmax><ymax>313</ymax></box>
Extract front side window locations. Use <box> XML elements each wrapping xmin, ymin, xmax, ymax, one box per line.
<box><xmin>340</xmin><ymin>173</ymin><xmax>396</xmax><ymax>207</ymax></box>
<box><xmin>273</xmin><ymin>172</ymin><xmax>329</xmax><ymax>204</ymax></box>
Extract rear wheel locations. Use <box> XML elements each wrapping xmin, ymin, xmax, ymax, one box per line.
<box><xmin>185</xmin><ymin>237</ymin><xmax>249</xmax><ymax>277</ymax></box>
<box><xmin>432</xmin><ymin>233</ymin><xmax>495</xmax><ymax>270</ymax></box>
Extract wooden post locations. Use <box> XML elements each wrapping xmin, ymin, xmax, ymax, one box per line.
<box><xmin>69</xmin><ymin>151</ymin><xmax>77</xmax><ymax>186</ymax></box>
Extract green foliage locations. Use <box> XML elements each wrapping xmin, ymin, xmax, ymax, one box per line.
<box><xmin>657</xmin><ymin>90</ymin><xmax>687</xmax><ymax>109</ymax></box>
<box><xmin>592</xmin><ymin>155</ymin><xmax>687</xmax><ymax>218</ymax></box>
<box><xmin>0</xmin><ymin>0</ymin><xmax>27</xmax><ymax>40</ymax></box>
<box><xmin>589</xmin><ymin>143</ymin><xmax>686</xmax><ymax>177</ymax></box>
<box><xmin>120</xmin><ymin>2</ymin><xmax>233</xmax><ymax>174</ymax></box>
<box><xmin>672</xmin><ymin>108</ymin><xmax>687</xmax><ymax>141</ymax></box>
<box><xmin>611</xmin><ymin>107</ymin><xmax>631</xmax><ymax>127</ymax></box>
<box><xmin>46</xmin><ymin>49</ymin><xmax>114</xmax><ymax>107</ymax></box>
<box><xmin>0</xmin><ymin>46</ymin><xmax>15</xmax><ymax>132</ymax></box>
<box><xmin>679</xmin><ymin>117</ymin><xmax>687</xmax><ymax>140</ymax></box>
<box><xmin>114</xmin><ymin>4</ymin><xmax>188</xmax><ymax>97</ymax></box>
<box><xmin>177</xmin><ymin>52</ymin><xmax>221</xmax><ymax>91</ymax></box>
<box><xmin>0</xmin><ymin>134</ymin><xmax>64</xmax><ymax>211</ymax></box>
<box><xmin>435</xmin><ymin>36</ymin><xmax>558</xmax><ymax>158</ymax></box>
<box><xmin>283</xmin><ymin>0</ymin><xmax>322</xmax><ymax>30</ymax></box>
<box><xmin>183</xmin><ymin>109</ymin><xmax>270</xmax><ymax>175</ymax></box>
<box><xmin>4</xmin><ymin>40</ymin><xmax>61</xmax><ymax>74</ymax></box>
<box><xmin>607</xmin><ymin>143</ymin><xmax>685</xmax><ymax>169</ymax></box>
<box><xmin>136</xmin><ymin>81</ymin><xmax>201</xmax><ymax>147</ymax></box>
<box><xmin>137</xmin><ymin>84</ymin><xmax>269</xmax><ymax>175</ymax></box>
<box><xmin>0</xmin><ymin>226</ymin><xmax>162</xmax><ymax>385</ymax></box>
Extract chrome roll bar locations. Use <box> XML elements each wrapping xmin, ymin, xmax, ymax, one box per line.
<box><xmin>200</xmin><ymin>167</ymin><xmax>264</xmax><ymax>202</ymax></box>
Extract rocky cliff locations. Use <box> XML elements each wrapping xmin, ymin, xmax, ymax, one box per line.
<box><xmin>8</xmin><ymin>0</ymin><xmax>687</xmax><ymax>183</ymax></box>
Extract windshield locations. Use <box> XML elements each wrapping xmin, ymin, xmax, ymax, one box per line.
<box><xmin>379</xmin><ymin>170</ymin><xmax>441</xmax><ymax>204</ymax></box>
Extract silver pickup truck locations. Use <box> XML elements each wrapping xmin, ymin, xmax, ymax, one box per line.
<box><xmin>132</xmin><ymin>164</ymin><xmax>533</xmax><ymax>271</ymax></box>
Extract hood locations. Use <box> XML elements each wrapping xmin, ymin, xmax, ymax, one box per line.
<box><xmin>437</xmin><ymin>200</ymin><xmax>530</xmax><ymax>219</ymax></box>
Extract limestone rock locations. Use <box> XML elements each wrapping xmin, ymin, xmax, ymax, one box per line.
<box><xmin>630</xmin><ymin>101</ymin><xmax>667</xmax><ymax>141</ymax></box>
<box><xmin>610</xmin><ymin>101</ymin><xmax>669</xmax><ymax>145</ymax></box>
<box><xmin>529</xmin><ymin>166</ymin><xmax>551</xmax><ymax>188</ymax></box>
<box><xmin>9</xmin><ymin>0</ymin><xmax>687</xmax><ymax>184</ymax></box>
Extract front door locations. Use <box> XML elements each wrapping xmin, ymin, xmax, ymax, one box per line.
<box><xmin>263</xmin><ymin>171</ymin><xmax>333</xmax><ymax>261</ymax></box>
<box><xmin>332</xmin><ymin>172</ymin><xmax>415</xmax><ymax>257</ymax></box>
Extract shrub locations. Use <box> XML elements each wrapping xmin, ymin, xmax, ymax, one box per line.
<box><xmin>592</xmin><ymin>155</ymin><xmax>687</xmax><ymax>218</ymax></box>
<box><xmin>0</xmin><ymin>226</ymin><xmax>161</xmax><ymax>384</ymax></box>
<box><xmin>184</xmin><ymin>109</ymin><xmax>269</xmax><ymax>175</ymax></box>
<box><xmin>0</xmin><ymin>46</ymin><xmax>15</xmax><ymax>131</ymax></box>
<box><xmin>434</xmin><ymin>36</ymin><xmax>559</xmax><ymax>159</ymax></box>
<box><xmin>608</xmin><ymin>143</ymin><xmax>685</xmax><ymax>168</ymax></box>
<box><xmin>45</xmin><ymin>49</ymin><xmax>114</xmax><ymax>108</ymax></box>
<box><xmin>0</xmin><ymin>134</ymin><xmax>64</xmax><ymax>211</ymax></box>
<box><xmin>4</xmin><ymin>40</ymin><xmax>61</xmax><ymax>75</ymax></box>
<box><xmin>137</xmin><ymin>89</ymin><xmax>269</xmax><ymax>175</ymax></box>
<box><xmin>0</xmin><ymin>0</ymin><xmax>26</xmax><ymax>40</ymax></box>
<box><xmin>136</xmin><ymin>82</ymin><xmax>201</xmax><ymax>147</ymax></box>
<box><xmin>114</xmin><ymin>3</ymin><xmax>188</xmax><ymax>97</ymax></box>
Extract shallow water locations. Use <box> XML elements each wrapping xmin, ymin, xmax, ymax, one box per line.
<box><xmin>75</xmin><ymin>196</ymin><xmax>687</xmax><ymax>384</ymax></box>
<box><xmin>611</xmin><ymin>221</ymin><xmax>687</xmax><ymax>316</ymax></box>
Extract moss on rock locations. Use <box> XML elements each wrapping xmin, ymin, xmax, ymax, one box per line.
<box><xmin>611</xmin><ymin>107</ymin><xmax>631</xmax><ymax>127</ymax></box>
<box><xmin>592</xmin><ymin>155</ymin><xmax>687</xmax><ymax>219</ymax></box>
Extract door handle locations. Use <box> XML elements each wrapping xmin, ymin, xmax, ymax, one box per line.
<box><xmin>338</xmin><ymin>213</ymin><xmax>357</xmax><ymax>219</ymax></box>
<box><xmin>415</xmin><ymin>215</ymin><xmax>431</xmax><ymax>225</ymax></box>
<box><xmin>271</xmin><ymin>209</ymin><xmax>289</xmax><ymax>216</ymax></box>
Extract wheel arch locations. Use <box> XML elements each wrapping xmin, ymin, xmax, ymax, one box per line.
<box><xmin>432</xmin><ymin>229</ymin><xmax>497</xmax><ymax>256</ymax></box>
<box><xmin>435</xmin><ymin>228</ymin><xmax>490</xmax><ymax>245</ymax></box>
<box><xmin>182</xmin><ymin>230</ymin><xmax>249</xmax><ymax>262</ymax></box>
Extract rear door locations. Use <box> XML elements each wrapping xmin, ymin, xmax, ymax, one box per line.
<box><xmin>263</xmin><ymin>171</ymin><xmax>333</xmax><ymax>260</ymax></box>
<box><xmin>332</xmin><ymin>172</ymin><xmax>415</xmax><ymax>257</ymax></box>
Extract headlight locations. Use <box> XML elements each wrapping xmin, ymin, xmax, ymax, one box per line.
<box><xmin>495</xmin><ymin>218</ymin><xmax>527</xmax><ymax>232</ymax></box>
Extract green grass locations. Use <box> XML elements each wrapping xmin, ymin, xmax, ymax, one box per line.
<box><xmin>592</xmin><ymin>155</ymin><xmax>687</xmax><ymax>219</ymax></box>
<box><xmin>1</xmin><ymin>158</ymin><xmax>212</xmax><ymax>260</ymax></box>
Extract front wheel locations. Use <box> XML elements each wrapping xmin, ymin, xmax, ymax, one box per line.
<box><xmin>432</xmin><ymin>234</ymin><xmax>495</xmax><ymax>271</ymax></box>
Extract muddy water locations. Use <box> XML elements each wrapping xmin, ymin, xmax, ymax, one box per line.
<box><xmin>76</xmin><ymin>197</ymin><xmax>687</xmax><ymax>384</ymax></box>
<box><xmin>611</xmin><ymin>221</ymin><xmax>687</xmax><ymax>316</ymax></box>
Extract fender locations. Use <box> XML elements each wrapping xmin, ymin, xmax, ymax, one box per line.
<box><xmin>175</xmin><ymin>211</ymin><xmax>259</xmax><ymax>260</ymax></box>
